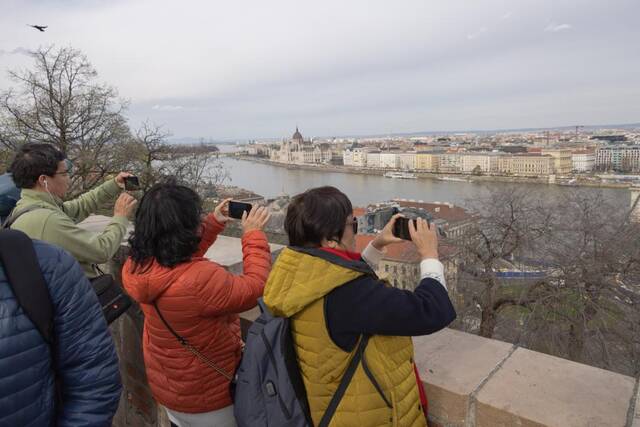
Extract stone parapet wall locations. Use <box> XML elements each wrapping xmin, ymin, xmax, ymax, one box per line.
<box><xmin>414</xmin><ymin>328</ymin><xmax>639</xmax><ymax>427</ymax></box>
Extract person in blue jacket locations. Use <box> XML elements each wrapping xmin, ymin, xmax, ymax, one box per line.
<box><xmin>0</xmin><ymin>237</ymin><xmax>122</xmax><ymax>426</ymax></box>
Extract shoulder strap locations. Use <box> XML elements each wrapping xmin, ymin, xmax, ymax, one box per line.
<box><xmin>318</xmin><ymin>334</ymin><xmax>371</xmax><ymax>427</ymax></box>
<box><xmin>153</xmin><ymin>302</ymin><xmax>234</xmax><ymax>381</ymax></box>
<box><xmin>2</xmin><ymin>205</ymin><xmax>45</xmax><ymax>229</ymax></box>
<box><xmin>0</xmin><ymin>230</ymin><xmax>54</xmax><ymax>345</ymax></box>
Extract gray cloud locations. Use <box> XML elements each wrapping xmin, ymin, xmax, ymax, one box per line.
<box><xmin>544</xmin><ymin>23</ymin><xmax>573</xmax><ymax>33</ymax></box>
<box><xmin>467</xmin><ymin>27</ymin><xmax>488</xmax><ymax>40</ymax></box>
<box><xmin>152</xmin><ymin>104</ymin><xmax>184</xmax><ymax>112</ymax></box>
<box><xmin>0</xmin><ymin>47</ymin><xmax>32</xmax><ymax>56</ymax></box>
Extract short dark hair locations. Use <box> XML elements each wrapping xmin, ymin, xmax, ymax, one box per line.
<box><xmin>9</xmin><ymin>143</ymin><xmax>66</xmax><ymax>189</ymax></box>
<box><xmin>128</xmin><ymin>179</ymin><xmax>203</xmax><ymax>270</ymax></box>
<box><xmin>285</xmin><ymin>186</ymin><xmax>353</xmax><ymax>247</ymax></box>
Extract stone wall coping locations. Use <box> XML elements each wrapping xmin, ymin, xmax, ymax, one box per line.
<box><xmin>413</xmin><ymin>329</ymin><xmax>638</xmax><ymax>427</ymax></box>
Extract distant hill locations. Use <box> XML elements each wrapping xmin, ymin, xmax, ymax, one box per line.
<box><xmin>334</xmin><ymin>122</ymin><xmax>640</xmax><ymax>139</ymax></box>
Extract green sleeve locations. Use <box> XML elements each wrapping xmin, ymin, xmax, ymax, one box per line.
<box><xmin>41</xmin><ymin>211</ymin><xmax>129</xmax><ymax>265</ymax></box>
<box><xmin>63</xmin><ymin>179</ymin><xmax>121</xmax><ymax>223</ymax></box>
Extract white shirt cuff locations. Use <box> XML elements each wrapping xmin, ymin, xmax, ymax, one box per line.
<box><xmin>362</xmin><ymin>241</ymin><xmax>384</xmax><ymax>268</ymax></box>
<box><xmin>420</xmin><ymin>258</ymin><xmax>447</xmax><ymax>290</ymax></box>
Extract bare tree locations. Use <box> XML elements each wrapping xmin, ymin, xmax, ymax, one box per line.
<box><xmin>0</xmin><ymin>46</ymin><xmax>130</xmax><ymax>194</ymax></box>
<box><xmin>520</xmin><ymin>190</ymin><xmax>640</xmax><ymax>375</ymax></box>
<box><xmin>453</xmin><ymin>186</ymin><xmax>640</xmax><ymax>376</ymax></box>
<box><xmin>454</xmin><ymin>186</ymin><xmax>553</xmax><ymax>338</ymax></box>
<box><xmin>114</xmin><ymin>121</ymin><xmax>174</xmax><ymax>191</ymax></box>
<box><xmin>119</xmin><ymin>126</ymin><xmax>229</xmax><ymax>198</ymax></box>
<box><xmin>167</xmin><ymin>143</ymin><xmax>229</xmax><ymax>199</ymax></box>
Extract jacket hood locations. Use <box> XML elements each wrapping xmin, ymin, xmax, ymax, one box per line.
<box><xmin>122</xmin><ymin>258</ymin><xmax>195</xmax><ymax>304</ymax></box>
<box><xmin>263</xmin><ymin>247</ymin><xmax>372</xmax><ymax>317</ymax></box>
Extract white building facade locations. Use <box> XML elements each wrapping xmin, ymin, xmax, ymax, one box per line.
<box><xmin>397</xmin><ymin>152</ymin><xmax>417</xmax><ymax>170</ymax></box>
<box><xmin>366</xmin><ymin>152</ymin><xmax>382</xmax><ymax>168</ymax></box>
<box><xmin>572</xmin><ymin>151</ymin><xmax>595</xmax><ymax>172</ymax></box>
<box><xmin>379</xmin><ymin>152</ymin><xmax>400</xmax><ymax>169</ymax></box>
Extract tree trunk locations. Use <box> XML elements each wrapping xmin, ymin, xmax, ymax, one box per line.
<box><xmin>479</xmin><ymin>307</ymin><xmax>497</xmax><ymax>338</ymax></box>
<box><xmin>568</xmin><ymin>322</ymin><xmax>585</xmax><ymax>362</ymax></box>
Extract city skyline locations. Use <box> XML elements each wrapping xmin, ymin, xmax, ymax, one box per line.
<box><xmin>171</xmin><ymin>121</ymin><xmax>640</xmax><ymax>144</ymax></box>
<box><xmin>2</xmin><ymin>0</ymin><xmax>640</xmax><ymax>139</ymax></box>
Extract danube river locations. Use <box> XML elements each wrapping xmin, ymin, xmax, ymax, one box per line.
<box><xmin>219</xmin><ymin>157</ymin><xmax>631</xmax><ymax>209</ymax></box>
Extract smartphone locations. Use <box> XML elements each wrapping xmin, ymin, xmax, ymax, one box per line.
<box><xmin>392</xmin><ymin>217</ymin><xmax>416</xmax><ymax>240</ymax></box>
<box><xmin>123</xmin><ymin>176</ymin><xmax>140</xmax><ymax>191</ymax></box>
<box><xmin>392</xmin><ymin>217</ymin><xmax>447</xmax><ymax>240</ymax></box>
<box><xmin>228</xmin><ymin>201</ymin><xmax>253</xmax><ymax>219</ymax></box>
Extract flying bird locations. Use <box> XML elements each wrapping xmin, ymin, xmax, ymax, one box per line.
<box><xmin>28</xmin><ymin>25</ymin><xmax>47</xmax><ymax>32</ymax></box>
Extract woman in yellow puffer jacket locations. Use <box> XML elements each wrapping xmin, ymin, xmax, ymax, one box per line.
<box><xmin>263</xmin><ymin>186</ymin><xmax>456</xmax><ymax>427</ymax></box>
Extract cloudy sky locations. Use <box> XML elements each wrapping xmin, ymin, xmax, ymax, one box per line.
<box><xmin>1</xmin><ymin>0</ymin><xmax>639</xmax><ymax>140</ymax></box>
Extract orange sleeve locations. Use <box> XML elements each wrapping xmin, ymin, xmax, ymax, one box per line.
<box><xmin>193</xmin><ymin>230</ymin><xmax>272</xmax><ymax>316</ymax></box>
<box><xmin>194</xmin><ymin>213</ymin><xmax>226</xmax><ymax>257</ymax></box>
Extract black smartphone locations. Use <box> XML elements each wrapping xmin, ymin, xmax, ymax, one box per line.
<box><xmin>228</xmin><ymin>201</ymin><xmax>252</xmax><ymax>219</ymax></box>
<box><xmin>123</xmin><ymin>176</ymin><xmax>140</xmax><ymax>191</ymax></box>
<box><xmin>393</xmin><ymin>217</ymin><xmax>447</xmax><ymax>240</ymax></box>
<box><xmin>392</xmin><ymin>217</ymin><xmax>416</xmax><ymax>240</ymax></box>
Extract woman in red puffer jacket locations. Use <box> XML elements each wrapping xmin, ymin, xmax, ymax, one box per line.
<box><xmin>122</xmin><ymin>180</ymin><xmax>271</xmax><ymax>427</ymax></box>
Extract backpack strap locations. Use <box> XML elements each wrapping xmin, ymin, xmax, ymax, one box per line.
<box><xmin>318</xmin><ymin>334</ymin><xmax>371</xmax><ymax>427</ymax></box>
<box><xmin>2</xmin><ymin>205</ymin><xmax>44</xmax><ymax>229</ymax></box>
<box><xmin>257</xmin><ymin>297</ymin><xmax>269</xmax><ymax>314</ymax></box>
<box><xmin>0</xmin><ymin>229</ymin><xmax>54</xmax><ymax>345</ymax></box>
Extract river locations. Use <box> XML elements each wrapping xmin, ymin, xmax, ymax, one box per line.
<box><xmin>218</xmin><ymin>156</ymin><xmax>630</xmax><ymax>209</ymax></box>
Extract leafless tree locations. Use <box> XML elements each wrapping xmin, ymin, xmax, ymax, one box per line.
<box><xmin>0</xmin><ymin>46</ymin><xmax>130</xmax><ymax>195</ymax></box>
<box><xmin>167</xmin><ymin>144</ymin><xmax>229</xmax><ymax>199</ymax></box>
<box><xmin>519</xmin><ymin>190</ymin><xmax>640</xmax><ymax>375</ymax></box>
<box><xmin>117</xmin><ymin>125</ymin><xmax>230</xmax><ymax>199</ymax></box>
<box><xmin>453</xmin><ymin>186</ymin><xmax>640</xmax><ymax>376</ymax></box>
<box><xmin>453</xmin><ymin>186</ymin><xmax>553</xmax><ymax>337</ymax></box>
<box><xmin>115</xmin><ymin>121</ymin><xmax>174</xmax><ymax>191</ymax></box>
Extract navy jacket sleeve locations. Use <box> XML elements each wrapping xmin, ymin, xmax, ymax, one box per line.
<box><xmin>48</xmin><ymin>248</ymin><xmax>122</xmax><ymax>427</ymax></box>
<box><xmin>325</xmin><ymin>276</ymin><xmax>457</xmax><ymax>351</ymax></box>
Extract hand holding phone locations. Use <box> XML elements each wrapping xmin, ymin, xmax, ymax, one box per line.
<box><xmin>123</xmin><ymin>176</ymin><xmax>140</xmax><ymax>191</ymax></box>
<box><xmin>228</xmin><ymin>201</ymin><xmax>253</xmax><ymax>220</ymax></box>
<box><xmin>392</xmin><ymin>217</ymin><xmax>417</xmax><ymax>241</ymax></box>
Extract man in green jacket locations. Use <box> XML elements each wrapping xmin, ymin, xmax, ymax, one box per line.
<box><xmin>7</xmin><ymin>143</ymin><xmax>138</xmax><ymax>277</ymax></box>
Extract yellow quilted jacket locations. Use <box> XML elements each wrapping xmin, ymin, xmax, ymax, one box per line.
<box><xmin>263</xmin><ymin>247</ymin><xmax>426</xmax><ymax>427</ymax></box>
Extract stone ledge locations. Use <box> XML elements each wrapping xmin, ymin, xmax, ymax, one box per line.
<box><xmin>413</xmin><ymin>329</ymin><xmax>637</xmax><ymax>427</ymax></box>
<box><xmin>476</xmin><ymin>346</ymin><xmax>635</xmax><ymax>427</ymax></box>
<box><xmin>413</xmin><ymin>328</ymin><xmax>514</xmax><ymax>426</ymax></box>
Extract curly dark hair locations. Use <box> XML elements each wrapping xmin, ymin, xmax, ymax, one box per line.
<box><xmin>9</xmin><ymin>143</ymin><xmax>66</xmax><ymax>189</ymax></box>
<box><xmin>285</xmin><ymin>186</ymin><xmax>353</xmax><ymax>247</ymax></box>
<box><xmin>128</xmin><ymin>179</ymin><xmax>203</xmax><ymax>271</ymax></box>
